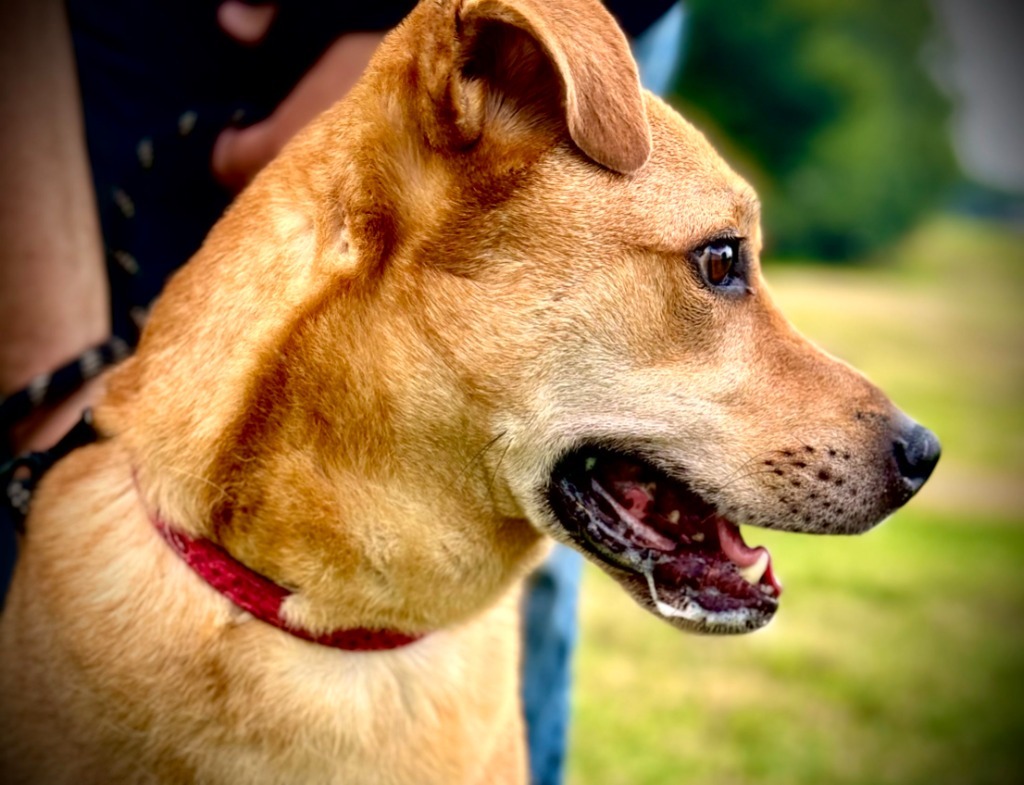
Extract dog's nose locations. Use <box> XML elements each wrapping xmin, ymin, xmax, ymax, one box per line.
<box><xmin>892</xmin><ymin>419</ymin><xmax>941</xmax><ymax>495</ymax></box>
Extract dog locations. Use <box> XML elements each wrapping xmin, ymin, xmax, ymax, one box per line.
<box><xmin>0</xmin><ymin>0</ymin><xmax>940</xmax><ymax>782</ymax></box>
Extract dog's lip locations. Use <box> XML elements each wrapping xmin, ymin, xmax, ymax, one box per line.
<box><xmin>545</xmin><ymin>446</ymin><xmax>781</xmax><ymax>632</ymax></box>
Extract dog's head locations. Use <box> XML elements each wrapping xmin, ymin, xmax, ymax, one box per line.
<box><xmin>116</xmin><ymin>0</ymin><xmax>939</xmax><ymax>636</ymax></box>
<box><xmin>356</xmin><ymin>0</ymin><xmax>940</xmax><ymax>633</ymax></box>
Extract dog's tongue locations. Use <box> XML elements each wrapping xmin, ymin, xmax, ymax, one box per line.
<box><xmin>716</xmin><ymin>518</ymin><xmax>783</xmax><ymax>594</ymax></box>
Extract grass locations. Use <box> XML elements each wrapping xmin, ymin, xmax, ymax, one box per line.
<box><xmin>567</xmin><ymin>215</ymin><xmax>1024</xmax><ymax>785</ymax></box>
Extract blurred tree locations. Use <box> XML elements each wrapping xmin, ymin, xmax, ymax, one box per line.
<box><xmin>674</xmin><ymin>0</ymin><xmax>957</xmax><ymax>260</ymax></box>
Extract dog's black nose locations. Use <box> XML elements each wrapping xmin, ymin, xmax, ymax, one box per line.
<box><xmin>893</xmin><ymin>420</ymin><xmax>941</xmax><ymax>494</ymax></box>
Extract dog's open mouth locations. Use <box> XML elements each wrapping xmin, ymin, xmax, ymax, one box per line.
<box><xmin>547</xmin><ymin>447</ymin><xmax>783</xmax><ymax>633</ymax></box>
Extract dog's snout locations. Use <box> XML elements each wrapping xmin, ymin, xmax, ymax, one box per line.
<box><xmin>892</xmin><ymin>419</ymin><xmax>941</xmax><ymax>496</ymax></box>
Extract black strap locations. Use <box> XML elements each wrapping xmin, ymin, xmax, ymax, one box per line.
<box><xmin>1</xmin><ymin>410</ymin><xmax>100</xmax><ymax>533</ymax></box>
<box><xmin>0</xmin><ymin>337</ymin><xmax>130</xmax><ymax>439</ymax></box>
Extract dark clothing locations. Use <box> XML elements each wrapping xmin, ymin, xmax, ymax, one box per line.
<box><xmin>67</xmin><ymin>0</ymin><xmax>417</xmax><ymax>344</ymax></box>
<box><xmin>68</xmin><ymin>0</ymin><xmax>674</xmax><ymax>346</ymax></box>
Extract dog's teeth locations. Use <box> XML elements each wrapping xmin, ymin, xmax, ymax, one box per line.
<box><xmin>644</xmin><ymin>569</ymin><xmax>689</xmax><ymax>620</ymax></box>
<box><xmin>738</xmin><ymin>551</ymin><xmax>769</xmax><ymax>585</ymax></box>
<box><xmin>667</xmin><ymin>510</ymin><xmax>680</xmax><ymax>524</ymax></box>
<box><xmin>585</xmin><ymin>457</ymin><xmax>597</xmax><ymax>472</ymax></box>
<box><xmin>692</xmin><ymin>531</ymin><xmax>704</xmax><ymax>542</ymax></box>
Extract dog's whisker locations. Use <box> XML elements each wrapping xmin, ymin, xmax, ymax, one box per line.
<box><xmin>163</xmin><ymin>465</ymin><xmax>231</xmax><ymax>501</ymax></box>
<box><xmin>713</xmin><ymin>447</ymin><xmax>787</xmax><ymax>491</ymax></box>
<box><xmin>710</xmin><ymin>426</ymin><xmax>825</xmax><ymax>497</ymax></box>
<box><xmin>486</xmin><ymin>434</ymin><xmax>516</xmax><ymax>502</ymax></box>
<box><xmin>439</xmin><ymin>430</ymin><xmax>509</xmax><ymax>500</ymax></box>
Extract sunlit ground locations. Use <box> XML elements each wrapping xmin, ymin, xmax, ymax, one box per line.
<box><xmin>568</xmin><ymin>215</ymin><xmax>1024</xmax><ymax>785</ymax></box>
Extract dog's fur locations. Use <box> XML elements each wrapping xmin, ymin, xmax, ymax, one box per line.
<box><xmin>0</xmin><ymin>0</ymin><xmax>928</xmax><ymax>782</ymax></box>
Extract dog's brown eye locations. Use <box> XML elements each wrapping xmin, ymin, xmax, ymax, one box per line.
<box><xmin>696</xmin><ymin>240</ymin><xmax>737</xmax><ymax>287</ymax></box>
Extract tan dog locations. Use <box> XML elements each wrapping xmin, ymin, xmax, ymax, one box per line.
<box><xmin>0</xmin><ymin>0</ymin><xmax>939</xmax><ymax>782</ymax></box>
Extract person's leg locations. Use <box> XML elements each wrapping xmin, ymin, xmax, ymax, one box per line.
<box><xmin>521</xmin><ymin>544</ymin><xmax>583</xmax><ymax>785</ymax></box>
<box><xmin>634</xmin><ymin>2</ymin><xmax>687</xmax><ymax>96</ymax></box>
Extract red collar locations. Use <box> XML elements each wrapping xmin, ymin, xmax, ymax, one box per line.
<box><xmin>153</xmin><ymin>520</ymin><xmax>423</xmax><ymax>652</ymax></box>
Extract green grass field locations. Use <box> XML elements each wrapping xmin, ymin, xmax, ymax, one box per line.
<box><xmin>567</xmin><ymin>215</ymin><xmax>1024</xmax><ymax>785</ymax></box>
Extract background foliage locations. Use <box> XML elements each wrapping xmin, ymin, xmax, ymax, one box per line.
<box><xmin>673</xmin><ymin>0</ymin><xmax>958</xmax><ymax>260</ymax></box>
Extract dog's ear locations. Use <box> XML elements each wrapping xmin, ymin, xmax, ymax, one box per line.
<box><xmin>416</xmin><ymin>0</ymin><xmax>651</xmax><ymax>174</ymax></box>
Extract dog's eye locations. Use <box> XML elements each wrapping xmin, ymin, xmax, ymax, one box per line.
<box><xmin>695</xmin><ymin>240</ymin><xmax>738</xmax><ymax>287</ymax></box>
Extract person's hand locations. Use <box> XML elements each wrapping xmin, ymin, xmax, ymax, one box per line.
<box><xmin>212</xmin><ymin>1</ymin><xmax>386</xmax><ymax>191</ymax></box>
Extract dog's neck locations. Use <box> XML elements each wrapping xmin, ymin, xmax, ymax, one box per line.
<box><xmin>97</xmin><ymin>64</ymin><xmax>548</xmax><ymax>639</ymax></box>
<box><xmin>106</xmin><ymin>247</ymin><xmax>545</xmax><ymax>638</ymax></box>
<box><xmin>152</xmin><ymin>516</ymin><xmax>424</xmax><ymax>651</ymax></box>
